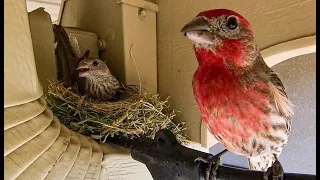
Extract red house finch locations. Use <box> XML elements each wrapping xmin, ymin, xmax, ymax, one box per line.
<box><xmin>181</xmin><ymin>9</ymin><xmax>293</xmax><ymax>180</ymax></box>
<box><xmin>76</xmin><ymin>50</ymin><xmax>120</xmax><ymax>101</ymax></box>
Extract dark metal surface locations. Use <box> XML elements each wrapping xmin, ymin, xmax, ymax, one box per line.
<box><xmin>130</xmin><ymin>130</ymin><xmax>206</xmax><ymax>180</ymax></box>
<box><xmin>105</xmin><ymin>129</ymin><xmax>316</xmax><ymax>180</ymax></box>
<box><xmin>215</xmin><ymin>166</ymin><xmax>316</xmax><ymax>180</ymax></box>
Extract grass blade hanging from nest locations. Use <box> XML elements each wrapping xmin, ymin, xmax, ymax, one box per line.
<box><xmin>45</xmin><ymin>81</ymin><xmax>189</xmax><ymax>143</ymax></box>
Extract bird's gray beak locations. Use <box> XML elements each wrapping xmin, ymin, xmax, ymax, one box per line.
<box><xmin>76</xmin><ymin>63</ymin><xmax>90</xmax><ymax>71</ymax></box>
<box><xmin>181</xmin><ymin>16</ymin><xmax>214</xmax><ymax>44</ymax></box>
<box><xmin>76</xmin><ymin>66</ymin><xmax>86</xmax><ymax>71</ymax></box>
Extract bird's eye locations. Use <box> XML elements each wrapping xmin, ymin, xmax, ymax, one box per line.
<box><xmin>92</xmin><ymin>60</ymin><xmax>99</xmax><ymax>66</ymax></box>
<box><xmin>226</xmin><ymin>16</ymin><xmax>238</xmax><ymax>30</ymax></box>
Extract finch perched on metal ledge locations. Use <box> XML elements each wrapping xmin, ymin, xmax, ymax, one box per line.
<box><xmin>181</xmin><ymin>9</ymin><xmax>293</xmax><ymax>180</ymax></box>
<box><xmin>76</xmin><ymin>50</ymin><xmax>121</xmax><ymax>101</ymax></box>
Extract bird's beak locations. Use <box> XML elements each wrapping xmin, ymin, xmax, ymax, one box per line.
<box><xmin>77</xmin><ymin>64</ymin><xmax>92</xmax><ymax>77</ymax></box>
<box><xmin>76</xmin><ymin>64</ymin><xmax>89</xmax><ymax>71</ymax></box>
<box><xmin>181</xmin><ymin>16</ymin><xmax>214</xmax><ymax>44</ymax></box>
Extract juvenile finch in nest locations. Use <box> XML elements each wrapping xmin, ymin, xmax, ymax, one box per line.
<box><xmin>76</xmin><ymin>50</ymin><xmax>121</xmax><ymax>101</ymax></box>
<box><xmin>181</xmin><ymin>9</ymin><xmax>293</xmax><ymax>180</ymax></box>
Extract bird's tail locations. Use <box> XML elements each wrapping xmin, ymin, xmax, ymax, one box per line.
<box><xmin>248</xmin><ymin>154</ymin><xmax>276</xmax><ymax>171</ymax></box>
<box><xmin>53</xmin><ymin>24</ymin><xmax>79</xmax><ymax>87</ymax></box>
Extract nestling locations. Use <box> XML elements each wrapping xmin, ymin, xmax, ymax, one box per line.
<box><xmin>76</xmin><ymin>50</ymin><xmax>120</xmax><ymax>101</ymax></box>
<box><xmin>181</xmin><ymin>9</ymin><xmax>293</xmax><ymax>180</ymax></box>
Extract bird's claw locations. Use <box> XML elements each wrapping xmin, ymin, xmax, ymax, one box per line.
<box><xmin>194</xmin><ymin>154</ymin><xmax>215</xmax><ymax>163</ymax></box>
<box><xmin>263</xmin><ymin>158</ymin><xmax>284</xmax><ymax>180</ymax></box>
<box><xmin>195</xmin><ymin>154</ymin><xmax>220</xmax><ymax>180</ymax></box>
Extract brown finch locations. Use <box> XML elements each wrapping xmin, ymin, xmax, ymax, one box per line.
<box><xmin>76</xmin><ymin>50</ymin><xmax>120</xmax><ymax>101</ymax></box>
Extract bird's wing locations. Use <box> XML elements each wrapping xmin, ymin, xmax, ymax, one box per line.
<box><xmin>253</xmin><ymin>55</ymin><xmax>294</xmax><ymax>119</ymax></box>
<box><xmin>267</xmin><ymin>70</ymin><xmax>294</xmax><ymax>119</ymax></box>
<box><xmin>251</xmin><ymin>55</ymin><xmax>293</xmax><ymax>140</ymax></box>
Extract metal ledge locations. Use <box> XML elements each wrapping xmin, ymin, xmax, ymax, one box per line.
<box><xmin>106</xmin><ymin>129</ymin><xmax>316</xmax><ymax>180</ymax></box>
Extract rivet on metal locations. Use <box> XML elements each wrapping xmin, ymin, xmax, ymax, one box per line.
<box><xmin>138</xmin><ymin>8</ymin><xmax>147</xmax><ymax>20</ymax></box>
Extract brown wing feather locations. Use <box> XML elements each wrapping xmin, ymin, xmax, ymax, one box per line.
<box><xmin>252</xmin><ymin>54</ymin><xmax>294</xmax><ymax>119</ymax></box>
<box><xmin>53</xmin><ymin>24</ymin><xmax>79</xmax><ymax>88</ymax></box>
<box><xmin>247</xmin><ymin>55</ymin><xmax>293</xmax><ymax>171</ymax></box>
<box><xmin>267</xmin><ymin>71</ymin><xmax>294</xmax><ymax>118</ymax></box>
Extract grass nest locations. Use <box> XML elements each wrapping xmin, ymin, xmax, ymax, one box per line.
<box><xmin>45</xmin><ymin>81</ymin><xmax>189</xmax><ymax>143</ymax></box>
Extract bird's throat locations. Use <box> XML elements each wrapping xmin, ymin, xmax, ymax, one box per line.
<box><xmin>194</xmin><ymin>38</ymin><xmax>251</xmax><ymax>68</ymax></box>
<box><xmin>194</xmin><ymin>46</ymin><xmax>225</xmax><ymax>67</ymax></box>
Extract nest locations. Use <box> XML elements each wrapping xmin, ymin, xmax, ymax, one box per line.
<box><xmin>45</xmin><ymin>81</ymin><xmax>189</xmax><ymax>143</ymax></box>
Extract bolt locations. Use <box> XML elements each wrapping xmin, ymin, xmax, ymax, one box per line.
<box><xmin>138</xmin><ymin>8</ymin><xmax>147</xmax><ymax>20</ymax></box>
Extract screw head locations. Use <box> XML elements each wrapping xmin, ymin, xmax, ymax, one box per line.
<box><xmin>98</xmin><ymin>39</ymin><xmax>107</xmax><ymax>51</ymax></box>
<box><xmin>138</xmin><ymin>9</ymin><xmax>147</xmax><ymax>20</ymax></box>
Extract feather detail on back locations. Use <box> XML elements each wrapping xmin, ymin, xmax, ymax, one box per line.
<box><xmin>268</xmin><ymin>72</ymin><xmax>294</xmax><ymax>118</ymax></box>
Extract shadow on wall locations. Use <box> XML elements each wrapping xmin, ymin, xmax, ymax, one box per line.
<box><xmin>209</xmin><ymin>53</ymin><xmax>316</xmax><ymax>175</ymax></box>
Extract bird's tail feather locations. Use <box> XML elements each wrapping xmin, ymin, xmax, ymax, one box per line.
<box><xmin>53</xmin><ymin>24</ymin><xmax>79</xmax><ymax>87</ymax></box>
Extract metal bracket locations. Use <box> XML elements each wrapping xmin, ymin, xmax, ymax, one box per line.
<box><xmin>105</xmin><ymin>129</ymin><xmax>316</xmax><ymax>180</ymax></box>
<box><xmin>131</xmin><ymin>129</ymin><xmax>206</xmax><ymax>180</ymax></box>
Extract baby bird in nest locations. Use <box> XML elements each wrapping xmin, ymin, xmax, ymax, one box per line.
<box><xmin>76</xmin><ymin>50</ymin><xmax>121</xmax><ymax>101</ymax></box>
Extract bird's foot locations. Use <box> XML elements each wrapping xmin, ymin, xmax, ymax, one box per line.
<box><xmin>263</xmin><ymin>156</ymin><xmax>284</xmax><ymax>180</ymax></box>
<box><xmin>194</xmin><ymin>149</ymin><xmax>228</xmax><ymax>180</ymax></box>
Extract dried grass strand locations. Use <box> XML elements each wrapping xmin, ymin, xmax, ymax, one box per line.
<box><xmin>45</xmin><ymin>81</ymin><xmax>189</xmax><ymax>143</ymax></box>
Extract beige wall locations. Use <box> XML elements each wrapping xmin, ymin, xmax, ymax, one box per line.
<box><xmin>156</xmin><ymin>0</ymin><xmax>316</xmax><ymax>142</ymax></box>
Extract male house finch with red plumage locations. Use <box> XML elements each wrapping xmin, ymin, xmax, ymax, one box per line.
<box><xmin>181</xmin><ymin>9</ymin><xmax>293</xmax><ymax>180</ymax></box>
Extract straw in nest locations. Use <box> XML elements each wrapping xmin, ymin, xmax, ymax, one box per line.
<box><xmin>45</xmin><ymin>81</ymin><xmax>189</xmax><ymax>143</ymax></box>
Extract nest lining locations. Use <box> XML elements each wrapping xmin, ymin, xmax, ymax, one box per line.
<box><xmin>45</xmin><ymin>81</ymin><xmax>189</xmax><ymax>143</ymax></box>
